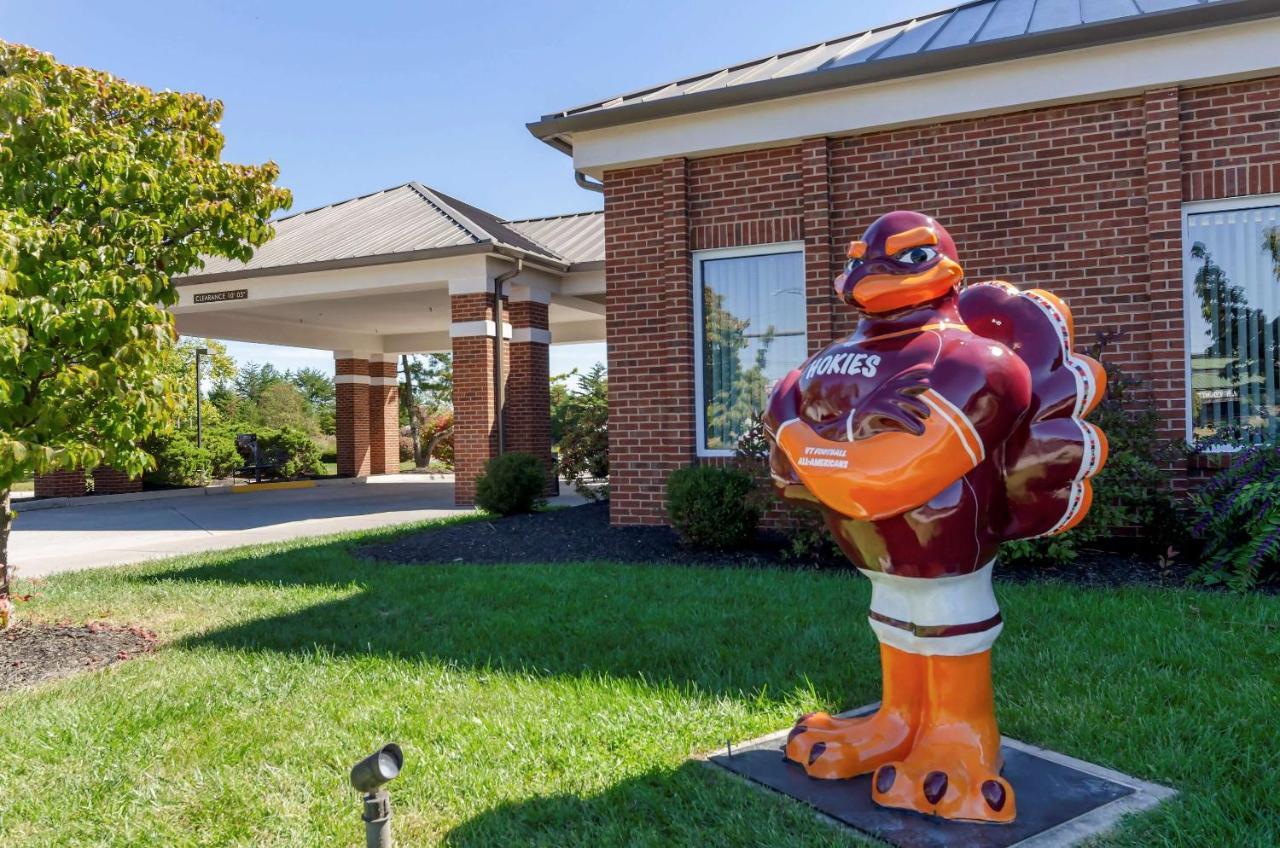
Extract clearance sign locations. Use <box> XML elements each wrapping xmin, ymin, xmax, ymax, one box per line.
<box><xmin>192</xmin><ymin>289</ymin><xmax>248</xmax><ymax>304</ymax></box>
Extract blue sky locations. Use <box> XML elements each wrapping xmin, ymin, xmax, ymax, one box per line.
<box><xmin>6</xmin><ymin>0</ymin><xmax>950</xmax><ymax>376</ymax></box>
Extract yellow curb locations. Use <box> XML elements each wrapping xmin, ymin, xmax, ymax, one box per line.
<box><xmin>230</xmin><ymin>480</ymin><xmax>317</xmax><ymax>494</ymax></box>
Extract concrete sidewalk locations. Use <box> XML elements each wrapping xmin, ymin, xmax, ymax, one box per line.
<box><xmin>10</xmin><ymin>476</ymin><xmax>584</xmax><ymax>579</ymax></box>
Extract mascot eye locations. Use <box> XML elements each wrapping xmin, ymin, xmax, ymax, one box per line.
<box><xmin>896</xmin><ymin>246</ymin><xmax>938</xmax><ymax>265</ymax></box>
<box><xmin>844</xmin><ymin>258</ymin><xmax>863</xmax><ymax>275</ymax></box>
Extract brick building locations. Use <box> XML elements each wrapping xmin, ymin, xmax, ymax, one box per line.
<box><xmin>528</xmin><ymin>0</ymin><xmax>1280</xmax><ymax>524</ymax></box>
<box><xmin>39</xmin><ymin>1</ymin><xmax>1280</xmax><ymax>528</ymax></box>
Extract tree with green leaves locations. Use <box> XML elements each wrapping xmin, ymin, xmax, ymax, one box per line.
<box><xmin>554</xmin><ymin>363</ymin><xmax>608</xmax><ymax>499</ymax></box>
<box><xmin>0</xmin><ymin>43</ymin><xmax>291</xmax><ymax>628</ymax></box>
<box><xmin>161</xmin><ymin>337</ymin><xmax>235</xmax><ymax>430</ymax></box>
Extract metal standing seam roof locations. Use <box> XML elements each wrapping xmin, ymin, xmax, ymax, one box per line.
<box><xmin>528</xmin><ymin>0</ymin><xmax>1276</xmax><ymax>141</ymax></box>
<box><xmin>177</xmin><ymin>182</ymin><xmax>604</xmax><ymax>283</ymax></box>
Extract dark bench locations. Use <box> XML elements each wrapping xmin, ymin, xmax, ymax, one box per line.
<box><xmin>233</xmin><ymin>434</ymin><xmax>285</xmax><ymax>484</ymax></box>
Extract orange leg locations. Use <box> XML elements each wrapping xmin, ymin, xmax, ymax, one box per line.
<box><xmin>871</xmin><ymin>649</ymin><xmax>1015</xmax><ymax>823</ymax></box>
<box><xmin>785</xmin><ymin>643</ymin><xmax>925</xmax><ymax>779</ymax></box>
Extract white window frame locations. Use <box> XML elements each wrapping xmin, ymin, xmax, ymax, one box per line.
<box><xmin>1181</xmin><ymin>193</ymin><xmax>1280</xmax><ymax>450</ymax></box>
<box><xmin>692</xmin><ymin>241</ymin><xmax>806</xmax><ymax>457</ymax></box>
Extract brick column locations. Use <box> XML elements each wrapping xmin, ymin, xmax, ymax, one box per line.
<box><xmin>507</xmin><ymin>285</ymin><xmax>555</xmax><ymax>493</ymax></box>
<box><xmin>1143</xmin><ymin>87</ymin><xmax>1186</xmax><ymax>444</ymax></box>
<box><xmin>367</xmin><ymin>355</ymin><xmax>400</xmax><ymax>476</ymax></box>
<box><xmin>802</xmin><ymin>137</ymin><xmax>837</xmax><ymax>354</ymax></box>
<box><xmin>450</xmin><ymin>290</ymin><xmax>505</xmax><ymax>504</ymax></box>
<box><xmin>335</xmin><ymin>352</ymin><xmax>371</xmax><ymax>477</ymax></box>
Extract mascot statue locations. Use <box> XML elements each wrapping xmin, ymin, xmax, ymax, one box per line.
<box><xmin>763</xmin><ymin>211</ymin><xmax>1107</xmax><ymax>824</ymax></box>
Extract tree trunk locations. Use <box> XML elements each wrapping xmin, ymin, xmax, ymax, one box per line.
<box><xmin>426</xmin><ymin>426</ymin><xmax>453</xmax><ymax>470</ymax></box>
<box><xmin>0</xmin><ymin>488</ymin><xmax>12</xmax><ymax>631</ymax></box>
<box><xmin>402</xmin><ymin>355</ymin><xmax>424</xmax><ymax>469</ymax></box>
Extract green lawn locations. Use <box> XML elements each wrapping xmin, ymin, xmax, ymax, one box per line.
<box><xmin>319</xmin><ymin>459</ymin><xmax>423</xmax><ymax>476</ymax></box>
<box><xmin>1</xmin><ymin>524</ymin><xmax>1277</xmax><ymax>847</ymax></box>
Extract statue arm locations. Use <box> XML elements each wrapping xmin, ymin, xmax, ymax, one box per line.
<box><xmin>767</xmin><ymin>353</ymin><xmax>1030</xmax><ymax>522</ymax></box>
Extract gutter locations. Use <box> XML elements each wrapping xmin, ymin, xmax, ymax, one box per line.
<box><xmin>527</xmin><ymin>0</ymin><xmax>1278</xmax><ymax>143</ymax></box>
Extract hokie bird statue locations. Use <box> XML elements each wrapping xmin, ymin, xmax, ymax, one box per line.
<box><xmin>763</xmin><ymin>211</ymin><xmax>1107</xmax><ymax>824</ymax></box>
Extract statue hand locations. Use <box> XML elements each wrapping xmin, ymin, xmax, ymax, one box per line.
<box><xmin>849</xmin><ymin>366</ymin><xmax>933</xmax><ymax>440</ymax></box>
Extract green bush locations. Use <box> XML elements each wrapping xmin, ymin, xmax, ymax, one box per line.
<box><xmin>734</xmin><ymin>418</ymin><xmax>841</xmax><ymax>565</ymax></box>
<box><xmin>667</xmin><ymin>465</ymin><xmax>760</xmax><ymax>549</ymax></box>
<box><xmin>144</xmin><ymin>431</ymin><xmax>212</xmax><ymax>487</ymax></box>
<box><xmin>1189</xmin><ymin>444</ymin><xmax>1280</xmax><ymax>591</ymax></box>
<box><xmin>475</xmin><ymin>452</ymin><xmax>547</xmax><ymax>516</ymax></box>
<box><xmin>257</xmin><ymin>427</ymin><xmax>325</xmax><ymax>478</ymax></box>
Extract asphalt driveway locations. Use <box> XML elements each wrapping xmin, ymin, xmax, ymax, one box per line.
<box><xmin>9</xmin><ymin>476</ymin><xmax>584</xmax><ymax>579</ymax></box>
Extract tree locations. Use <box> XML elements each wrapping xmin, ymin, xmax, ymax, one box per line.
<box><xmin>232</xmin><ymin>362</ymin><xmax>285</xmax><ymax>404</ymax></box>
<box><xmin>160</xmin><ymin>338</ymin><xmax>235</xmax><ymax>430</ymax></box>
<box><xmin>257</xmin><ymin>382</ymin><xmax>314</xmax><ymax>433</ymax></box>
<box><xmin>555</xmin><ymin>363</ymin><xmax>609</xmax><ymax>499</ymax></box>
<box><xmin>0</xmin><ymin>43</ymin><xmax>291</xmax><ymax>628</ymax></box>
<box><xmin>290</xmin><ymin>367</ymin><xmax>335</xmax><ymax>434</ymax></box>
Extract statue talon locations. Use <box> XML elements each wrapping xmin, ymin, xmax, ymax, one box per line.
<box><xmin>784</xmin><ymin>645</ymin><xmax>925</xmax><ymax>779</ymax></box>
<box><xmin>763</xmin><ymin>211</ymin><xmax>1108</xmax><ymax>824</ymax></box>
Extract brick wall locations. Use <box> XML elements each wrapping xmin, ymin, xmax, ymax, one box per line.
<box><xmin>335</xmin><ymin>356</ymin><xmax>371</xmax><ymax>477</ymax></box>
<box><xmin>34</xmin><ymin>467</ymin><xmax>140</xmax><ymax>498</ymax></box>
<box><xmin>602</xmin><ymin>75</ymin><xmax>1280</xmax><ymax>525</ymax></box>
<box><xmin>368</xmin><ymin>357</ymin><xmax>400</xmax><ymax>476</ymax></box>
<box><xmin>34</xmin><ymin>469</ymin><xmax>87</xmax><ymax>499</ymax></box>
<box><xmin>451</xmin><ymin>292</ymin><xmax>504</xmax><ymax>504</ymax></box>
<box><xmin>506</xmin><ymin>298</ymin><xmax>555</xmax><ymax>493</ymax></box>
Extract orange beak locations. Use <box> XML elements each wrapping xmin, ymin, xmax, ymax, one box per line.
<box><xmin>851</xmin><ymin>258</ymin><xmax>964</xmax><ymax>313</ymax></box>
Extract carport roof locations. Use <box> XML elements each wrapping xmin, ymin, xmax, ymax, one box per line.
<box><xmin>177</xmin><ymin>182</ymin><xmax>604</xmax><ymax>284</ymax></box>
<box><xmin>528</xmin><ymin>0</ymin><xmax>1275</xmax><ymax>141</ymax></box>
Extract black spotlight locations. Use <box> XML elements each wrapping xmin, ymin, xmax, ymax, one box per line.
<box><xmin>350</xmin><ymin>743</ymin><xmax>403</xmax><ymax>847</ymax></box>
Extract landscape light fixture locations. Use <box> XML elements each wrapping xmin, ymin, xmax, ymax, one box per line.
<box><xmin>350</xmin><ymin>743</ymin><xmax>403</xmax><ymax>848</ymax></box>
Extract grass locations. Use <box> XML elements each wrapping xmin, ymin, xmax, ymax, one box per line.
<box><xmin>0</xmin><ymin>524</ymin><xmax>1277</xmax><ymax>847</ymax></box>
<box><xmin>319</xmin><ymin>459</ymin><xmax>423</xmax><ymax>476</ymax></box>
<box><xmin>12</xmin><ymin>474</ymin><xmax>33</xmax><ymax>492</ymax></box>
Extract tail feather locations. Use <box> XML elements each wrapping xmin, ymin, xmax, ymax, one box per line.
<box><xmin>960</xmin><ymin>281</ymin><xmax>1107</xmax><ymax>540</ymax></box>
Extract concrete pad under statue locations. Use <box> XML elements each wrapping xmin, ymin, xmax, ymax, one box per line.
<box><xmin>706</xmin><ymin>704</ymin><xmax>1175</xmax><ymax>848</ymax></box>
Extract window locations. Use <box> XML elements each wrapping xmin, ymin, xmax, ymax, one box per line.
<box><xmin>693</xmin><ymin>244</ymin><xmax>806</xmax><ymax>455</ymax></box>
<box><xmin>1183</xmin><ymin>197</ymin><xmax>1280</xmax><ymax>447</ymax></box>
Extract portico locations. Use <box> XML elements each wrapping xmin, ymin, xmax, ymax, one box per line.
<box><xmin>171</xmin><ymin>182</ymin><xmax>604</xmax><ymax>503</ymax></box>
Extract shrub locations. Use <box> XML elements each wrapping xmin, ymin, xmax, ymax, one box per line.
<box><xmin>144</xmin><ymin>432</ymin><xmax>213</xmax><ymax>487</ymax></box>
<box><xmin>734</xmin><ymin>418</ymin><xmax>841</xmax><ymax>565</ymax></box>
<box><xmin>423</xmin><ymin>410</ymin><xmax>454</xmax><ymax>467</ymax></box>
<box><xmin>257</xmin><ymin>427</ymin><xmax>325</xmax><ymax>478</ymax></box>
<box><xmin>475</xmin><ymin>452</ymin><xmax>546</xmax><ymax>516</ymax></box>
<box><xmin>399</xmin><ymin>433</ymin><xmax>415</xmax><ymax>464</ymax></box>
<box><xmin>1188</xmin><ymin>444</ymin><xmax>1280</xmax><ymax>591</ymax></box>
<box><xmin>667</xmin><ymin>465</ymin><xmax>760</xmax><ymax>549</ymax></box>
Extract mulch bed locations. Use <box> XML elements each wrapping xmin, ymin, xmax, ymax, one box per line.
<box><xmin>361</xmin><ymin>501</ymin><xmax>789</xmax><ymax>567</ymax></box>
<box><xmin>1</xmin><ymin>622</ymin><xmax>157</xmax><ymax>693</ymax></box>
<box><xmin>358</xmin><ymin>502</ymin><xmax>1229</xmax><ymax>591</ymax></box>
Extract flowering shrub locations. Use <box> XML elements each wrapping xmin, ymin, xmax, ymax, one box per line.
<box><xmin>1189</xmin><ymin>443</ymin><xmax>1280</xmax><ymax>591</ymax></box>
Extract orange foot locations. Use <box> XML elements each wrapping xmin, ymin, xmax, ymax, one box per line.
<box><xmin>785</xmin><ymin>707</ymin><xmax>916</xmax><ymax>779</ymax></box>
<box><xmin>870</xmin><ymin>650</ymin><xmax>1015</xmax><ymax>823</ymax></box>
<box><xmin>785</xmin><ymin>644</ymin><xmax>924</xmax><ymax>779</ymax></box>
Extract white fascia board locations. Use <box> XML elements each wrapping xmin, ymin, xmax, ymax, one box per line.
<box><xmin>549</xmin><ymin>318</ymin><xmax>607</xmax><ymax>344</ymax></box>
<box><xmin>571</xmin><ymin>18</ymin><xmax>1280</xmax><ymax>176</ymax></box>
<box><xmin>560</xmin><ymin>269</ymin><xmax>605</xmax><ymax>296</ymax></box>
<box><xmin>380</xmin><ymin>331</ymin><xmax>453</xmax><ymax>355</ymax></box>
<box><xmin>173</xmin><ymin>311</ymin><xmax>381</xmax><ymax>353</ymax></box>
<box><xmin>172</xmin><ymin>254</ymin><xmax>484</xmax><ymax>313</ymax></box>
